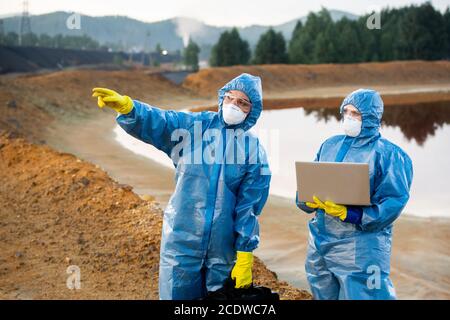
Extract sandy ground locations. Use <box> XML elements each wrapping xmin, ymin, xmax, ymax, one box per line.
<box><xmin>1</xmin><ymin>62</ymin><xmax>450</xmax><ymax>299</ymax></box>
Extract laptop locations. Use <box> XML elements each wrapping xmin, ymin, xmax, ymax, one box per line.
<box><xmin>295</xmin><ymin>161</ymin><xmax>371</xmax><ymax>206</ymax></box>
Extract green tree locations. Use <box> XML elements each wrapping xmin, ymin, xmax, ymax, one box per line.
<box><xmin>47</xmin><ymin>33</ymin><xmax>99</xmax><ymax>50</ymax></box>
<box><xmin>113</xmin><ymin>53</ymin><xmax>124</xmax><ymax>65</ymax></box>
<box><xmin>356</xmin><ymin>13</ymin><xmax>381</xmax><ymax>61</ymax></box>
<box><xmin>333</xmin><ymin>18</ymin><xmax>362</xmax><ymax>63</ymax></box>
<box><xmin>380</xmin><ymin>8</ymin><xmax>404</xmax><ymax>60</ymax></box>
<box><xmin>1</xmin><ymin>31</ymin><xmax>100</xmax><ymax>50</ymax></box>
<box><xmin>313</xmin><ymin>32</ymin><xmax>335</xmax><ymax>63</ymax></box>
<box><xmin>183</xmin><ymin>38</ymin><xmax>200</xmax><ymax>71</ymax></box>
<box><xmin>38</xmin><ymin>33</ymin><xmax>54</xmax><ymax>47</ymax></box>
<box><xmin>444</xmin><ymin>8</ymin><xmax>450</xmax><ymax>58</ymax></box>
<box><xmin>400</xmin><ymin>3</ymin><xmax>447</xmax><ymax>60</ymax></box>
<box><xmin>288</xmin><ymin>21</ymin><xmax>307</xmax><ymax>63</ymax></box>
<box><xmin>20</xmin><ymin>33</ymin><xmax>39</xmax><ymax>46</ymax></box>
<box><xmin>288</xmin><ymin>9</ymin><xmax>334</xmax><ymax>64</ymax></box>
<box><xmin>209</xmin><ymin>28</ymin><xmax>250</xmax><ymax>66</ymax></box>
<box><xmin>155</xmin><ymin>43</ymin><xmax>163</xmax><ymax>54</ymax></box>
<box><xmin>0</xmin><ymin>32</ymin><xmax>19</xmax><ymax>46</ymax></box>
<box><xmin>288</xmin><ymin>4</ymin><xmax>449</xmax><ymax>64</ymax></box>
<box><xmin>253</xmin><ymin>28</ymin><xmax>288</xmax><ymax>64</ymax></box>
<box><xmin>288</xmin><ymin>17</ymin><xmax>314</xmax><ymax>63</ymax></box>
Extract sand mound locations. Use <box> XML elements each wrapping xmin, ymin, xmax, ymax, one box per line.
<box><xmin>0</xmin><ymin>69</ymin><xmax>194</xmax><ymax>143</ymax></box>
<box><xmin>183</xmin><ymin>60</ymin><xmax>450</xmax><ymax>97</ymax></box>
<box><xmin>0</xmin><ymin>133</ymin><xmax>311</xmax><ymax>299</ymax></box>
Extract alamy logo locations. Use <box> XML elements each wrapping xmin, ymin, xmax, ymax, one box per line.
<box><xmin>366</xmin><ymin>7</ymin><xmax>381</xmax><ymax>30</ymax></box>
<box><xmin>66</xmin><ymin>12</ymin><xmax>81</xmax><ymax>30</ymax></box>
<box><xmin>66</xmin><ymin>265</ymin><xmax>81</xmax><ymax>290</ymax></box>
<box><xmin>366</xmin><ymin>265</ymin><xmax>381</xmax><ymax>289</ymax></box>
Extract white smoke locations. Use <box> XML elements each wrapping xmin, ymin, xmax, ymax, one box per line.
<box><xmin>174</xmin><ymin>17</ymin><xmax>203</xmax><ymax>47</ymax></box>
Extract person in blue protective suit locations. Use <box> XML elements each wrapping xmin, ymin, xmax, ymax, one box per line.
<box><xmin>91</xmin><ymin>73</ymin><xmax>271</xmax><ymax>300</ymax></box>
<box><xmin>296</xmin><ymin>88</ymin><xmax>413</xmax><ymax>300</ymax></box>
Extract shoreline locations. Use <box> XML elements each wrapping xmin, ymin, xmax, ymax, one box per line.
<box><xmin>189</xmin><ymin>84</ymin><xmax>450</xmax><ymax>112</ymax></box>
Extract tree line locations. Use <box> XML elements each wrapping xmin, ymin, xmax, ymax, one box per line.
<box><xmin>0</xmin><ymin>32</ymin><xmax>103</xmax><ymax>50</ymax></box>
<box><xmin>2</xmin><ymin>2</ymin><xmax>448</xmax><ymax>68</ymax></box>
<box><xmin>208</xmin><ymin>3</ymin><xmax>450</xmax><ymax>66</ymax></box>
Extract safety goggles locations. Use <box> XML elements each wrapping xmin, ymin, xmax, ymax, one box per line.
<box><xmin>223</xmin><ymin>92</ymin><xmax>252</xmax><ymax>112</ymax></box>
<box><xmin>342</xmin><ymin>105</ymin><xmax>362</xmax><ymax>121</ymax></box>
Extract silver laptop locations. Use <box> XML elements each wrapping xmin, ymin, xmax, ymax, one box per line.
<box><xmin>295</xmin><ymin>161</ymin><xmax>371</xmax><ymax>206</ymax></box>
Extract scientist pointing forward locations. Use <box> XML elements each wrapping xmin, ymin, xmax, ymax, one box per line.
<box><xmin>92</xmin><ymin>73</ymin><xmax>271</xmax><ymax>300</ymax></box>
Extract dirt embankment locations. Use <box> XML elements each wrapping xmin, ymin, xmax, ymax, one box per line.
<box><xmin>0</xmin><ymin>69</ymin><xmax>202</xmax><ymax>144</ymax></box>
<box><xmin>184</xmin><ymin>60</ymin><xmax>450</xmax><ymax>96</ymax></box>
<box><xmin>0</xmin><ymin>133</ymin><xmax>311</xmax><ymax>299</ymax></box>
<box><xmin>184</xmin><ymin>60</ymin><xmax>450</xmax><ymax>111</ymax></box>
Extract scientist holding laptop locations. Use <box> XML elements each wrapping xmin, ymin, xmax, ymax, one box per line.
<box><xmin>296</xmin><ymin>89</ymin><xmax>413</xmax><ymax>300</ymax></box>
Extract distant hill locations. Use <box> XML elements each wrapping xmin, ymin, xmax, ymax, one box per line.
<box><xmin>2</xmin><ymin>10</ymin><xmax>358</xmax><ymax>57</ymax></box>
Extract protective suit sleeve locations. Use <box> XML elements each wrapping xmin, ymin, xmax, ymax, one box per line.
<box><xmin>233</xmin><ymin>149</ymin><xmax>271</xmax><ymax>252</ymax></box>
<box><xmin>116</xmin><ymin>99</ymin><xmax>198</xmax><ymax>157</ymax></box>
<box><xmin>360</xmin><ymin>150</ymin><xmax>413</xmax><ymax>232</ymax></box>
<box><xmin>343</xmin><ymin>206</ymin><xmax>363</xmax><ymax>224</ymax></box>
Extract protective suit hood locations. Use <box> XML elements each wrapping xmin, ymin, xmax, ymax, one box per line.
<box><xmin>218</xmin><ymin>73</ymin><xmax>263</xmax><ymax>131</ymax></box>
<box><xmin>339</xmin><ymin>89</ymin><xmax>384</xmax><ymax>142</ymax></box>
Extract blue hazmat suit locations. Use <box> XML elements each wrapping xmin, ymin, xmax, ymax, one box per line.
<box><xmin>116</xmin><ymin>73</ymin><xmax>271</xmax><ymax>299</ymax></box>
<box><xmin>297</xmin><ymin>89</ymin><xmax>413</xmax><ymax>300</ymax></box>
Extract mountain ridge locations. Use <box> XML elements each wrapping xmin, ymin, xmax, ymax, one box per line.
<box><xmin>2</xmin><ymin>10</ymin><xmax>358</xmax><ymax>60</ymax></box>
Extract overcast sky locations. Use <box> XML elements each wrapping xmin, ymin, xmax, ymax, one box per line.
<box><xmin>1</xmin><ymin>0</ymin><xmax>448</xmax><ymax>27</ymax></box>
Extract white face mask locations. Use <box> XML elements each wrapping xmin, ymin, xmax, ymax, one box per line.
<box><xmin>222</xmin><ymin>103</ymin><xmax>247</xmax><ymax>125</ymax></box>
<box><xmin>342</xmin><ymin>115</ymin><xmax>362</xmax><ymax>137</ymax></box>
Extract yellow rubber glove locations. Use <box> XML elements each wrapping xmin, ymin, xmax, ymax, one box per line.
<box><xmin>306</xmin><ymin>196</ymin><xmax>348</xmax><ymax>221</ymax></box>
<box><xmin>92</xmin><ymin>87</ymin><xmax>133</xmax><ymax>114</ymax></box>
<box><xmin>231</xmin><ymin>251</ymin><xmax>253</xmax><ymax>289</ymax></box>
